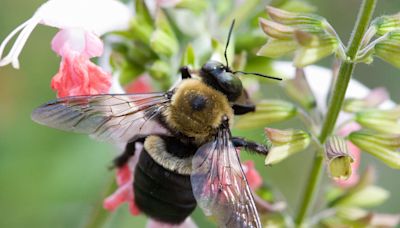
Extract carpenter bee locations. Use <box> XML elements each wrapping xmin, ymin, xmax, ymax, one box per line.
<box><xmin>31</xmin><ymin>21</ymin><xmax>281</xmax><ymax>227</ymax></box>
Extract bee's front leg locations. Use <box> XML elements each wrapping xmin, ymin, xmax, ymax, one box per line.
<box><xmin>179</xmin><ymin>66</ymin><xmax>192</xmax><ymax>79</ymax></box>
<box><xmin>231</xmin><ymin>137</ymin><xmax>269</xmax><ymax>156</ymax></box>
<box><xmin>113</xmin><ymin>137</ymin><xmax>146</xmax><ymax>168</ymax></box>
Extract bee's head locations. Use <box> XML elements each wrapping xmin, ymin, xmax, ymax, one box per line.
<box><xmin>200</xmin><ymin>60</ymin><xmax>243</xmax><ymax>102</ymax></box>
<box><xmin>199</xmin><ymin>20</ymin><xmax>281</xmax><ymax>102</ymax></box>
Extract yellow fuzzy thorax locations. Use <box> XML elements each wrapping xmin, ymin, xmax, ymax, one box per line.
<box><xmin>164</xmin><ymin>79</ymin><xmax>233</xmax><ymax>144</ymax></box>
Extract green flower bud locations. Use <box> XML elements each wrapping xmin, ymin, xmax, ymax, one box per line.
<box><xmin>130</xmin><ymin>17</ymin><xmax>154</xmax><ymax>45</ymax></box>
<box><xmin>371</xmin><ymin>13</ymin><xmax>400</xmax><ymax>36</ymax></box>
<box><xmin>283</xmin><ymin>68</ymin><xmax>316</xmax><ymax>110</ymax></box>
<box><xmin>375</xmin><ymin>31</ymin><xmax>400</xmax><ymax>68</ymax></box>
<box><xmin>325</xmin><ymin>136</ymin><xmax>354</xmax><ymax>180</ymax></box>
<box><xmin>349</xmin><ymin>131</ymin><xmax>400</xmax><ymax>169</ymax></box>
<box><xmin>234</xmin><ymin>100</ymin><xmax>297</xmax><ymax>129</ymax></box>
<box><xmin>149</xmin><ymin>60</ymin><xmax>171</xmax><ymax>81</ymax></box>
<box><xmin>293</xmin><ymin>31</ymin><xmax>338</xmax><ymax>67</ymax></box>
<box><xmin>259</xmin><ymin>18</ymin><xmax>294</xmax><ymax>40</ymax></box>
<box><xmin>264</xmin><ymin>128</ymin><xmax>311</xmax><ymax>165</ymax></box>
<box><xmin>355</xmin><ymin>106</ymin><xmax>400</xmax><ymax>134</ymax></box>
<box><xmin>257</xmin><ymin>39</ymin><xmax>297</xmax><ymax>58</ymax></box>
<box><xmin>150</xmin><ymin>30</ymin><xmax>179</xmax><ymax>57</ymax></box>
<box><xmin>336</xmin><ymin>185</ymin><xmax>389</xmax><ymax>208</ymax></box>
<box><xmin>266</xmin><ymin>6</ymin><xmax>324</xmax><ymax>26</ymax></box>
<box><xmin>155</xmin><ymin>11</ymin><xmax>175</xmax><ymax>38</ymax></box>
<box><xmin>181</xmin><ymin>44</ymin><xmax>196</xmax><ymax>68</ymax></box>
<box><xmin>129</xmin><ymin>0</ymin><xmax>154</xmax><ymax>44</ymax></box>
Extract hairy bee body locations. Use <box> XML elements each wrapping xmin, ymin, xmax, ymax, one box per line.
<box><xmin>134</xmin><ymin>136</ymin><xmax>197</xmax><ymax>224</ymax></box>
<box><xmin>131</xmin><ymin>78</ymin><xmax>234</xmax><ymax>224</ymax></box>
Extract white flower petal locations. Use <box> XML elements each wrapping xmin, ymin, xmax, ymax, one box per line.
<box><xmin>0</xmin><ymin>17</ymin><xmax>41</xmax><ymax>68</ymax></box>
<box><xmin>37</xmin><ymin>0</ymin><xmax>131</xmax><ymax>35</ymax></box>
<box><xmin>273</xmin><ymin>61</ymin><xmax>395</xmax><ymax>125</ymax></box>
<box><xmin>0</xmin><ymin>0</ymin><xmax>131</xmax><ymax>69</ymax></box>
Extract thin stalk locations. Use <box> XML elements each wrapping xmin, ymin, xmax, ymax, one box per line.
<box><xmin>84</xmin><ymin>176</ymin><xmax>116</xmax><ymax>228</ymax></box>
<box><xmin>294</xmin><ymin>0</ymin><xmax>377</xmax><ymax>226</ymax></box>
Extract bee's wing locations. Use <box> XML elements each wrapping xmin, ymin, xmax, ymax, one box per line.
<box><xmin>191</xmin><ymin>128</ymin><xmax>262</xmax><ymax>228</ymax></box>
<box><xmin>31</xmin><ymin>93</ymin><xmax>170</xmax><ymax>143</ymax></box>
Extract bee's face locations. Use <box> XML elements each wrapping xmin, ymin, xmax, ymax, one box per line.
<box><xmin>165</xmin><ymin>79</ymin><xmax>233</xmax><ymax>144</ymax></box>
<box><xmin>201</xmin><ymin>60</ymin><xmax>243</xmax><ymax>102</ymax></box>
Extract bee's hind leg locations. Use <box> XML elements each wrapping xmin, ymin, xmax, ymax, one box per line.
<box><xmin>113</xmin><ymin>137</ymin><xmax>146</xmax><ymax>168</ymax></box>
<box><xmin>231</xmin><ymin>137</ymin><xmax>269</xmax><ymax>156</ymax></box>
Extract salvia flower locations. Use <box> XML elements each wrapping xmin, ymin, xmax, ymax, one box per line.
<box><xmin>258</xmin><ymin>6</ymin><xmax>344</xmax><ymax>67</ymax></box>
<box><xmin>235</xmin><ymin>100</ymin><xmax>297</xmax><ymax>129</ymax></box>
<box><xmin>325</xmin><ymin>136</ymin><xmax>354</xmax><ymax>181</ymax></box>
<box><xmin>374</xmin><ymin>31</ymin><xmax>400</xmax><ymax>68</ymax></box>
<box><xmin>343</xmin><ymin>87</ymin><xmax>390</xmax><ymax>113</ymax></box>
<box><xmin>335</xmin><ymin>122</ymin><xmax>362</xmax><ymax>188</ymax></box>
<box><xmin>0</xmin><ymin>0</ymin><xmax>130</xmax><ymax>68</ymax></box>
<box><xmin>0</xmin><ymin>0</ymin><xmax>131</xmax><ymax>97</ymax></box>
<box><xmin>264</xmin><ymin>128</ymin><xmax>311</xmax><ymax>165</ymax></box>
<box><xmin>348</xmin><ymin>130</ymin><xmax>400</xmax><ymax>169</ymax></box>
<box><xmin>370</xmin><ymin>13</ymin><xmax>400</xmax><ymax>37</ymax></box>
<box><xmin>283</xmin><ymin>68</ymin><xmax>316</xmax><ymax>110</ymax></box>
<box><xmin>355</xmin><ymin>106</ymin><xmax>400</xmax><ymax>134</ymax></box>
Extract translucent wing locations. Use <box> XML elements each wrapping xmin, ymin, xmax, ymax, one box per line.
<box><xmin>31</xmin><ymin>93</ymin><xmax>170</xmax><ymax>143</ymax></box>
<box><xmin>191</xmin><ymin>129</ymin><xmax>261</xmax><ymax>228</ymax></box>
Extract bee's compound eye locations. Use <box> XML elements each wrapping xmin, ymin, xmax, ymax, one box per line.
<box><xmin>190</xmin><ymin>94</ymin><xmax>206</xmax><ymax>111</ymax></box>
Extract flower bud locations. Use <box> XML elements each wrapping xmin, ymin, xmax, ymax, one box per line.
<box><xmin>149</xmin><ymin>60</ymin><xmax>171</xmax><ymax>81</ymax></box>
<box><xmin>325</xmin><ymin>136</ymin><xmax>354</xmax><ymax>180</ymax></box>
<box><xmin>259</xmin><ymin>18</ymin><xmax>294</xmax><ymax>40</ymax></box>
<box><xmin>283</xmin><ymin>68</ymin><xmax>316</xmax><ymax>110</ymax></box>
<box><xmin>150</xmin><ymin>29</ymin><xmax>179</xmax><ymax>57</ymax></box>
<box><xmin>130</xmin><ymin>0</ymin><xmax>154</xmax><ymax>44</ymax></box>
<box><xmin>264</xmin><ymin>128</ymin><xmax>311</xmax><ymax>165</ymax></box>
<box><xmin>371</xmin><ymin>13</ymin><xmax>400</xmax><ymax>36</ymax></box>
<box><xmin>336</xmin><ymin>185</ymin><xmax>389</xmax><ymax>208</ymax></box>
<box><xmin>181</xmin><ymin>44</ymin><xmax>196</xmax><ymax>68</ymax></box>
<box><xmin>355</xmin><ymin>106</ymin><xmax>400</xmax><ymax>134</ymax></box>
<box><xmin>374</xmin><ymin>31</ymin><xmax>400</xmax><ymax>68</ymax></box>
<box><xmin>266</xmin><ymin>6</ymin><xmax>324</xmax><ymax>26</ymax></box>
<box><xmin>234</xmin><ymin>100</ymin><xmax>297</xmax><ymax>129</ymax></box>
<box><xmin>257</xmin><ymin>39</ymin><xmax>297</xmax><ymax>58</ymax></box>
<box><xmin>349</xmin><ymin>131</ymin><xmax>400</xmax><ymax>169</ymax></box>
<box><xmin>293</xmin><ymin>31</ymin><xmax>338</xmax><ymax>67</ymax></box>
<box><xmin>343</xmin><ymin>87</ymin><xmax>389</xmax><ymax>113</ymax></box>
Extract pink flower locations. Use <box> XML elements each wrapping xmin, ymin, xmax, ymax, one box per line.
<box><xmin>125</xmin><ymin>75</ymin><xmax>153</xmax><ymax>93</ymax></box>
<box><xmin>103</xmin><ymin>164</ymin><xmax>140</xmax><ymax>215</ymax></box>
<box><xmin>0</xmin><ymin>0</ymin><xmax>131</xmax><ymax>97</ymax></box>
<box><xmin>50</xmin><ymin>29</ymin><xmax>111</xmax><ymax>97</ymax></box>
<box><xmin>243</xmin><ymin>160</ymin><xmax>263</xmax><ymax>190</ymax></box>
<box><xmin>0</xmin><ymin>0</ymin><xmax>130</xmax><ymax>69</ymax></box>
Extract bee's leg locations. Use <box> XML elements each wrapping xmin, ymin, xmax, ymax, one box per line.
<box><xmin>179</xmin><ymin>66</ymin><xmax>192</xmax><ymax>79</ymax></box>
<box><xmin>113</xmin><ymin>137</ymin><xmax>146</xmax><ymax>168</ymax></box>
<box><xmin>232</xmin><ymin>103</ymin><xmax>256</xmax><ymax>115</ymax></box>
<box><xmin>231</xmin><ymin>137</ymin><xmax>269</xmax><ymax>156</ymax></box>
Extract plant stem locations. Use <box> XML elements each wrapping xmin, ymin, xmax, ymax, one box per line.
<box><xmin>294</xmin><ymin>0</ymin><xmax>377</xmax><ymax>226</ymax></box>
<box><xmin>84</xmin><ymin>176</ymin><xmax>116</xmax><ymax>228</ymax></box>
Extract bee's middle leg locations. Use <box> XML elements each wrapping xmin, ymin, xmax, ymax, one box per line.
<box><xmin>231</xmin><ymin>137</ymin><xmax>269</xmax><ymax>156</ymax></box>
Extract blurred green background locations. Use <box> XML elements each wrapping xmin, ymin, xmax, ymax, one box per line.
<box><xmin>0</xmin><ymin>0</ymin><xmax>399</xmax><ymax>227</ymax></box>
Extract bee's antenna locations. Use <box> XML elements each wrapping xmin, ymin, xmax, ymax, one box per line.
<box><xmin>234</xmin><ymin>70</ymin><xmax>282</xmax><ymax>81</ymax></box>
<box><xmin>224</xmin><ymin>20</ymin><xmax>236</xmax><ymax>69</ymax></box>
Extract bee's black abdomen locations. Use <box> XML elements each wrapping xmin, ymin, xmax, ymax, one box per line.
<box><xmin>134</xmin><ymin>149</ymin><xmax>196</xmax><ymax>224</ymax></box>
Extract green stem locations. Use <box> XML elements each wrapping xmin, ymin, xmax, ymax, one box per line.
<box><xmin>294</xmin><ymin>0</ymin><xmax>377</xmax><ymax>226</ymax></box>
<box><xmin>84</xmin><ymin>176</ymin><xmax>116</xmax><ymax>228</ymax></box>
